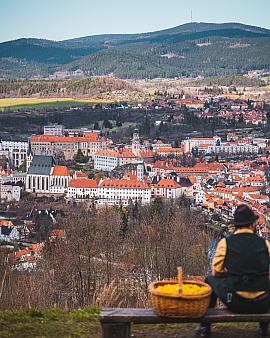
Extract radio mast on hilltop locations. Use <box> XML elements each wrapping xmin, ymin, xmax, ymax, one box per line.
<box><xmin>191</xmin><ymin>9</ymin><xmax>196</xmax><ymax>33</ymax></box>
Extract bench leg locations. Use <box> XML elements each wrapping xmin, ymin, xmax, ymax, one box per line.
<box><xmin>101</xmin><ymin>322</ymin><xmax>131</xmax><ymax>338</ymax></box>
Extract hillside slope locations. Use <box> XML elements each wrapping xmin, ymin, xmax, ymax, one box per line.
<box><xmin>1</xmin><ymin>22</ymin><xmax>270</xmax><ymax>79</ymax></box>
<box><xmin>0</xmin><ymin>77</ymin><xmax>144</xmax><ymax>99</ymax></box>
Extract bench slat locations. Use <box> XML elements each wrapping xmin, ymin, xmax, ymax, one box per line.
<box><xmin>101</xmin><ymin>308</ymin><xmax>270</xmax><ymax>324</ymax></box>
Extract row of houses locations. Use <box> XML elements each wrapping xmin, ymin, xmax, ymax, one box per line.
<box><xmin>23</xmin><ymin>154</ymin><xmax>194</xmax><ymax>205</ymax></box>
<box><xmin>191</xmin><ymin>157</ymin><xmax>270</xmax><ymax>234</ymax></box>
<box><xmin>182</xmin><ymin>136</ymin><xmax>266</xmax><ymax>155</ymax></box>
<box><xmin>66</xmin><ymin>176</ymin><xmax>186</xmax><ymax>206</ymax></box>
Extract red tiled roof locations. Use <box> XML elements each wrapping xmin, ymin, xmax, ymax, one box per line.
<box><xmin>157</xmin><ymin>148</ymin><xmax>183</xmax><ymax>153</ymax></box>
<box><xmin>247</xmin><ymin>177</ymin><xmax>264</xmax><ymax>182</ymax></box>
<box><xmin>0</xmin><ymin>220</ymin><xmax>14</xmax><ymax>227</ymax></box>
<box><xmin>50</xmin><ymin>229</ymin><xmax>65</xmax><ymax>237</ymax></box>
<box><xmin>140</xmin><ymin>150</ymin><xmax>154</xmax><ymax>157</ymax></box>
<box><xmin>95</xmin><ymin>149</ymin><xmax>137</xmax><ymax>158</ymax></box>
<box><xmin>14</xmin><ymin>249</ymin><xmax>30</xmax><ymax>258</ymax></box>
<box><xmin>52</xmin><ymin>166</ymin><xmax>69</xmax><ymax>176</ymax></box>
<box><xmin>234</xmin><ymin>186</ymin><xmax>260</xmax><ymax>194</ymax></box>
<box><xmin>100</xmin><ymin>179</ymin><xmax>150</xmax><ymax>189</ymax></box>
<box><xmin>29</xmin><ymin>243</ymin><xmax>43</xmax><ymax>253</ymax></box>
<box><xmin>188</xmin><ymin>175</ymin><xmax>197</xmax><ymax>184</ymax></box>
<box><xmin>155</xmin><ymin>179</ymin><xmax>181</xmax><ymax>189</ymax></box>
<box><xmin>249</xmin><ymin>194</ymin><xmax>268</xmax><ymax>200</ymax></box>
<box><xmin>74</xmin><ymin>171</ymin><xmax>88</xmax><ymax>178</ymax></box>
<box><xmin>118</xmin><ymin>150</ymin><xmax>137</xmax><ymax>158</ymax></box>
<box><xmin>191</xmin><ymin>137</ymin><xmax>217</xmax><ymax>141</ymax></box>
<box><xmin>68</xmin><ymin>179</ymin><xmax>99</xmax><ymax>188</ymax></box>
<box><xmin>123</xmin><ymin>171</ymin><xmax>137</xmax><ymax>180</ymax></box>
<box><xmin>95</xmin><ymin>149</ymin><xmax>119</xmax><ymax>157</ymax></box>
<box><xmin>174</xmin><ymin>167</ymin><xmax>207</xmax><ymax>173</ymax></box>
<box><xmin>31</xmin><ymin>132</ymin><xmax>99</xmax><ymax>143</ymax></box>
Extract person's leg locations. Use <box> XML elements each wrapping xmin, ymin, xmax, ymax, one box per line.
<box><xmin>227</xmin><ymin>293</ymin><xmax>270</xmax><ymax>337</ymax></box>
<box><xmin>205</xmin><ymin>275</ymin><xmax>218</xmax><ymax>308</ymax></box>
<box><xmin>257</xmin><ymin>293</ymin><xmax>270</xmax><ymax>337</ymax></box>
<box><xmin>196</xmin><ymin>275</ymin><xmax>226</xmax><ymax>336</ymax></box>
<box><xmin>227</xmin><ymin>292</ymin><xmax>270</xmax><ymax>313</ymax></box>
<box><xmin>205</xmin><ymin>274</ymin><xmax>227</xmax><ymax>307</ymax></box>
<box><xmin>259</xmin><ymin>322</ymin><xmax>269</xmax><ymax>337</ymax></box>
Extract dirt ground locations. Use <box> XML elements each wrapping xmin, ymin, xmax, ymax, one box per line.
<box><xmin>132</xmin><ymin>323</ymin><xmax>262</xmax><ymax>337</ymax></box>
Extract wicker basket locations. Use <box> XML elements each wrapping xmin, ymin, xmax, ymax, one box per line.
<box><xmin>149</xmin><ymin>267</ymin><xmax>212</xmax><ymax>318</ymax></box>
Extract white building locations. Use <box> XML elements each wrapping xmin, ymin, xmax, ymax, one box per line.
<box><xmin>12</xmin><ymin>172</ymin><xmax>27</xmax><ymax>185</ymax></box>
<box><xmin>182</xmin><ymin>136</ymin><xmax>221</xmax><ymax>153</ymax></box>
<box><xmin>0</xmin><ymin>140</ymin><xmax>28</xmax><ymax>167</ymax></box>
<box><xmin>209</xmin><ymin>143</ymin><xmax>259</xmax><ymax>154</ymax></box>
<box><xmin>0</xmin><ymin>182</ymin><xmax>22</xmax><ymax>202</ymax></box>
<box><xmin>98</xmin><ymin>179</ymin><xmax>151</xmax><ymax>206</ymax></box>
<box><xmin>151</xmin><ymin>140</ymin><xmax>172</xmax><ymax>153</ymax></box>
<box><xmin>0</xmin><ymin>222</ymin><xmax>20</xmax><ymax>241</ymax></box>
<box><xmin>152</xmin><ymin>178</ymin><xmax>183</xmax><ymax>199</ymax></box>
<box><xmin>30</xmin><ymin>132</ymin><xmax>110</xmax><ymax>160</ymax></box>
<box><xmin>44</xmin><ymin>124</ymin><xmax>64</xmax><ymax>136</ymax></box>
<box><xmin>94</xmin><ymin>149</ymin><xmax>139</xmax><ymax>172</ymax></box>
<box><xmin>67</xmin><ymin>179</ymin><xmax>99</xmax><ymax>200</ymax></box>
<box><xmin>26</xmin><ymin>156</ymin><xmax>54</xmax><ymax>194</ymax></box>
<box><xmin>94</xmin><ymin>150</ymin><xmax>120</xmax><ymax>171</ymax></box>
<box><xmin>67</xmin><ymin>178</ymin><xmax>151</xmax><ymax>206</ymax></box>
<box><xmin>26</xmin><ymin>155</ymin><xmax>71</xmax><ymax>195</ymax></box>
<box><xmin>195</xmin><ymin>191</ymin><xmax>206</xmax><ymax>205</ymax></box>
<box><xmin>49</xmin><ymin>166</ymin><xmax>72</xmax><ymax>194</ymax></box>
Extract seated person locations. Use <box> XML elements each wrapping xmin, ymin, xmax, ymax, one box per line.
<box><xmin>196</xmin><ymin>204</ymin><xmax>270</xmax><ymax>336</ymax></box>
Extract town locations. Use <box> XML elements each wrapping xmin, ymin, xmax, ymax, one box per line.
<box><xmin>0</xmin><ymin>91</ymin><xmax>270</xmax><ymax>272</ymax></box>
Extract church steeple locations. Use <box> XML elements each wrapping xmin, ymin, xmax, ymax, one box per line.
<box><xmin>26</xmin><ymin>142</ymin><xmax>33</xmax><ymax>172</ymax></box>
<box><xmin>132</xmin><ymin>129</ymin><xmax>140</xmax><ymax>156</ymax></box>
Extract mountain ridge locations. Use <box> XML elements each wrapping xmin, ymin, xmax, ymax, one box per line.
<box><xmin>1</xmin><ymin>22</ymin><xmax>270</xmax><ymax>79</ymax></box>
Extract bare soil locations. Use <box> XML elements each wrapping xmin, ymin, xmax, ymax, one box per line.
<box><xmin>132</xmin><ymin>323</ymin><xmax>261</xmax><ymax>338</ymax></box>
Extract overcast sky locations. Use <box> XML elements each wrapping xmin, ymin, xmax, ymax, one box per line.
<box><xmin>1</xmin><ymin>0</ymin><xmax>270</xmax><ymax>42</ymax></box>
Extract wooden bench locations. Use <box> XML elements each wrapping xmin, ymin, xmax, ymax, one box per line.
<box><xmin>100</xmin><ymin>307</ymin><xmax>270</xmax><ymax>338</ymax></box>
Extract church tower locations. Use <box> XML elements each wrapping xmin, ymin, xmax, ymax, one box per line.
<box><xmin>132</xmin><ymin>129</ymin><xmax>141</xmax><ymax>156</ymax></box>
<box><xmin>26</xmin><ymin>143</ymin><xmax>33</xmax><ymax>172</ymax></box>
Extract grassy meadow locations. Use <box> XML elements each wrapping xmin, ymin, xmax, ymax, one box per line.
<box><xmin>0</xmin><ymin>307</ymin><xmax>100</xmax><ymax>338</ymax></box>
<box><xmin>0</xmin><ymin>98</ymin><xmax>114</xmax><ymax>110</ymax></box>
<box><xmin>0</xmin><ymin>307</ymin><xmax>260</xmax><ymax>338</ymax></box>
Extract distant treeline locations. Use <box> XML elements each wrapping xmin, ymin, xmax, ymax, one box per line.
<box><xmin>189</xmin><ymin>75</ymin><xmax>265</xmax><ymax>87</ymax></box>
<box><xmin>66</xmin><ymin>37</ymin><xmax>270</xmax><ymax>79</ymax></box>
<box><xmin>0</xmin><ymin>77</ymin><xmax>142</xmax><ymax>98</ymax></box>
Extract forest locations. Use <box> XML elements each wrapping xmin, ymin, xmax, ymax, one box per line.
<box><xmin>0</xmin><ymin>200</ymin><xmax>211</xmax><ymax>310</ymax></box>
<box><xmin>0</xmin><ymin>77</ymin><xmax>142</xmax><ymax>98</ymax></box>
<box><xmin>1</xmin><ymin>22</ymin><xmax>270</xmax><ymax>79</ymax></box>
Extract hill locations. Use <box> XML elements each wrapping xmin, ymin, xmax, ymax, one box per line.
<box><xmin>1</xmin><ymin>22</ymin><xmax>270</xmax><ymax>79</ymax></box>
<box><xmin>0</xmin><ymin>77</ymin><xmax>144</xmax><ymax>100</ymax></box>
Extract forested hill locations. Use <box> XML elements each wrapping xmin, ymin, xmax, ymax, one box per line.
<box><xmin>1</xmin><ymin>22</ymin><xmax>270</xmax><ymax>79</ymax></box>
<box><xmin>0</xmin><ymin>77</ymin><xmax>143</xmax><ymax>98</ymax></box>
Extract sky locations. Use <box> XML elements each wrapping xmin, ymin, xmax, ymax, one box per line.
<box><xmin>1</xmin><ymin>0</ymin><xmax>270</xmax><ymax>42</ymax></box>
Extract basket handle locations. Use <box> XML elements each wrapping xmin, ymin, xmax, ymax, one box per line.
<box><xmin>177</xmin><ymin>266</ymin><xmax>183</xmax><ymax>295</ymax></box>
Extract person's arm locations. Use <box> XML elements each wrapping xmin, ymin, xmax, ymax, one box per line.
<box><xmin>212</xmin><ymin>238</ymin><xmax>227</xmax><ymax>277</ymax></box>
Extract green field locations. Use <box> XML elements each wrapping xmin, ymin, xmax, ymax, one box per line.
<box><xmin>0</xmin><ymin>307</ymin><xmax>100</xmax><ymax>338</ymax></box>
<box><xmin>0</xmin><ymin>98</ymin><xmax>114</xmax><ymax>110</ymax></box>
